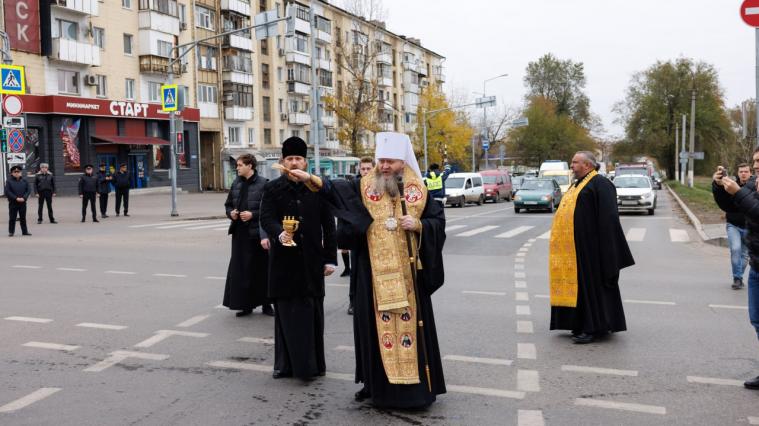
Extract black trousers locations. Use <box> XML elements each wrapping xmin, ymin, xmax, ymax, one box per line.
<box><xmin>115</xmin><ymin>188</ymin><xmax>129</xmax><ymax>214</ymax></box>
<box><xmin>8</xmin><ymin>201</ymin><xmax>28</xmax><ymax>235</ymax></box>
<box><xmin>98</xmin><ymin>192</ymin><xmax>109</xmax><ymax>215</ymax></box>
<box><xmin>37</xmin><ymin>190</ymin><xmax>54</xmax><ymax>221</ymax></box>
<box><xmin>81</xmin><ymin>192</ymin><xmax>96</xmax><ymax>219</ymax></box>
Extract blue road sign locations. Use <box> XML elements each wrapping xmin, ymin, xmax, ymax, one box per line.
<box><xmin>482</xmin><ymin>138</ymin><xmax>490</xmax><ymax>150</ymax></box>
<box><xmin>8</xmin><ymin>129</ymin><xmax>24</xmax><ymax>153</ymax></box>
<box><xmin>0</xmin><ymin>65</ymin><xmax>25</xmax><ymax>95</ymax></box>
<box><xmin>161</xmin><ymin>84</ymin><xmax>178</xmax><ymax>112</ymax></box>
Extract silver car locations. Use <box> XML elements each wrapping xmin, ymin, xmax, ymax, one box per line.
<box><xmin>614</xmin><ymin>175</ymin><xmax>657</xmax><ymax>215</ymax></box>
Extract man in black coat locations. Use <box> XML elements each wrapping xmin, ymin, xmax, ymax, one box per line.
<box><xmin>113</xmin><ymin>163</ymin><xmax>131</xmax><ymax>217</ymax></box>
<box><xmin>97</xmin><ymin>164</ymin><xmax>112</xmax><ymax>218</ymax></box>
<box><xmin>260</xmin><ymin>137</ymin><xmax>337</xmax><ymax>381</ymax></box>
<box><xmin>79</xmin><ymin>165</ymin><xmax>99</xmax><ymax>222</ymax></box>
<box><xmin>34</xmin><ymin>163</ymin><xmax>57</xmax><ymax>224</ymax></box>
<box><xmin>5</xmin><ymin>165</ymin><xmax>32</xmax><ymax>237</ymax></box>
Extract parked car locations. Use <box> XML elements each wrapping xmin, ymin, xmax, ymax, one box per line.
<box><xmin>651</xmin><ymin>172</ymin><xmax>662</xmax><ymax>190</ymax></box>
<box><xmin>513</xmin><ymin>178</ymin><xmax>562</xmax><ymax>213</ymax></box>
<box><xmin>539</xmin><ymin>170</ymin><xmax>573</xmax><ymax>193</ymax></box>
<box><xmin>445</xmin><ymin>173</ymin><xmax>485</xmax><ymax>207</ymax></box>
<box><xmin>614</xmin><ymin>175</ymin><xmax>657</xmax><ymax>215</ymax></box>
<box><xmin>511</xmin><ymin>175</ymin><xmax>525</xmax><ymax>197</ymax></box>
<box><xmin>480</xmin><ymin>170</ymin><xmax>512</xmax><ymax>203</ymax></box>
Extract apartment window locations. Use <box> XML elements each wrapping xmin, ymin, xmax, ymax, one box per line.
<box><xmin>336</xmin><ymin>54</ymin><xmax>342</xmax><ymax>75</ymax></box>
<box><xmin>148</xmin><ymin>81</ymin><xmax>162</xmax><ymax>102</ymax></box>
<box><xmin>286</xmin><ymin>63</ymin><xmax>310</xmax><ymax>84</ymax></box>
<box><xmin>316</xmin><ymin>16</ymin><xmax>331</xmax><ymax>34</ymax></box>
<box><xmin>93</xmin><ymin>27</ymin><xmax>105</xmax><ymax>49</ymax></box>
<box><xmin>259</xmin><ymin>0</ymin><xmax>267</xmax><ymax>13</ymax></box>
<box><xmin>248</xmin><ymin>128</ymin><xmax>255</xmax><ymax>146</ymax></box>
<box><xmin>279</xmin><ymin>129</ymin><xmax>284</xmax><ymax>144</ymax></box>
<box><xmin>125</xmin><ymin>78</ymin><xmax>135</xmax><ymax>99</ymax></box>
<box><xmin>295</xmin><ymin>5</ymin><xmax>309</xmax><ymax>21</ymax></box>
<box><xmin>260</xmin><ymin>39</ymin><xmax>268</xmax><ymax>56</ymax></box>
<box><xmin>261</xmin><ymin>63</ymin><xmax>270</xmax><ymax>89</ymax></box>
<box><xmin>123</xmin><ymin>34</ymin><xmax>133</xmax><ymax>55</ymax></box>
<box><xmin>291</xmin><ymin>129</ymin><xmax>300</xmax><ymax>138</ymax></box>
<box><xmin>179</xmin><ymin>4</ymin><xmax>186</xmax><ymax>26</ymax></box>
<box><xmin>122</xmin><ymin>0</ymin><xmax>131</xmax><ymax>8</ymax></box>
<box><xmin>264</xmin><ymin>129</ymin><xmax>272</xmax><ymax>145</ymax></box>
<box><xmin>262</xmin><ymin>96</ymin><xmax>271</xmax><ymax>122</ymax></box>
<box><xmin>157</xmin><ymin>40</ymin><xmax>172</xmax><ymax>58</ymax></box>
<box><xmin>276</xmin><ymin>35</ymin><xmax>281</xmax><ymax>49</ymax></box>
<box><xmin>319</xmin><ymin>70</ymin><xmax>332</xmax><ymax>87</ymax></box>
<box><xmin>293</xmin><ymin>32</ymin><xmax>308</xmax><ymax>54</ymax></box>
<box><xmin>57</xmin><ymin>70</ymin><xmax>79</xmax><ymax>94</ymax></box>
<box><xmin>223</xmin><ymin>84</ymin><xmax>253</xmax><ymax>108</ymax></box>
<box><xmin>197</xmin><ymin>84</ymin><xmax>218</xmax><ymax>103</ymax></box>
<box><xmin>195</xmin><ymin>6</ymin><xmax>215</xmax><ymax>30</ymax></box>
<box><xmin>277</xmin><ymin>67</ymin><xmax>283</xmax><ymax>81</ymax></box>
<box><xmin>95</xmin><ymin>75</ymin><xmax>107</xmax><ymax>97</ymax></box>
<box><xmin>140</xmin><ymin>0</ymin><xmax>178</xmax><ymax>16</ymax></box>
<box><xmin>228</xmin><ymin>127</ymin><xmax>241</xmax><ymax>145</ymax></box>
<box><xmin>278</xmin><ymin>98</ymin><xmax>283</xmax><ymax>113</ymax></box>
<box><xmin>57</xmin><ymin>19</ymin><xmax>78</xmax><ymax>40</ymax></box>
<box><xmin>198</xmin><ymin>45</ymin><xmax>217</xmax><ymax>70</ymax></box>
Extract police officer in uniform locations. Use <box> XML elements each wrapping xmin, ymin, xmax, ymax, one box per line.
<box><xmin>5</xmin><ymin>165</ymin><xmax>32</xmax><ymax>237</ymax></box>
<box><xmin>424</xmin><ymin>163</ymin><xmax>452</xmax><ymax>205</ymax></box>
<box><xmin>114</xmin><ymin>163</ymin><xmax>131</xmax><ymax>217</ymax></box>
<box><xmin>79</xmin><ymin>165</ymin><xmax>99</xmax><ymax>222</ymax></box>
<box><xmin>34</xmin><ymin>163</ymin><xmax>57</xmax><ymax>224</ymax></box>
<box><xmin>97</xmin><ymin>163</ymin><xmax>112</xmax><ymax>218</ymax></box>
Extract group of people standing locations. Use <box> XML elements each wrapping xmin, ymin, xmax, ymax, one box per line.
<box><xmin>221</xmin><ymin>134</ymin><xmax>447</xmax><ymax>409</ymax></box>
<box><xmin>5</xmin><ymin>162</ymin><xmax>132</xmax><ymax>236</ymax></box>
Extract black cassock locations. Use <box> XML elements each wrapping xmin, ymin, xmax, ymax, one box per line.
<box><xmin>260</xmin><ymin>176</ymin><xmax>337</xmax><ymax>380</ymax></box>
<box><xmin>550</xmin><ymin>174</ymin><xmax>635</xmax><ymax>334</ymax></box>
<box><xmin>325</xmin><ymin>177</ymin><xmax>447</xmax><ymax>409</ymax></box>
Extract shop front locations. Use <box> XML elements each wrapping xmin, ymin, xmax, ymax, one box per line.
<box><xmin>12</xmin><ymin>95</ymin><xmax>201</xmax><ymax>195</ymax></box>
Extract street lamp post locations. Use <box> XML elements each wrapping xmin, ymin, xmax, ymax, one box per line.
<box><xmin>481</xmin><ymin>73</ymin><xmax>508</xmax><ymax>171</ymax></box>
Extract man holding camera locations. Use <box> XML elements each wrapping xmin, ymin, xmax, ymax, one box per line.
<box><xmin>713</xmin><ymin>163</ymin><xmax>753</xmax><ymax>290</ymax></box>
<box><xmin>713</xmin><ymin>153</ymin><xmax>759</xmax><ymax>390</ymax></box>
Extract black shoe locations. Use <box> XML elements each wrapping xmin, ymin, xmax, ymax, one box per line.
<box><xmin>272</xmin><ymin>370</ymin><xmax>291</xmax><ymax>379</ymax></box>
<box><xmin>745</xmin><ymin>376</ymin><xmax>759</xmax><ymax>390</ymax></box>
<box><xmin>116</xmin><ymin>213</ymin><xmax>120</xmax><ymax>217</ymax></box>
<box><xmin>733</xmin><ymin>278</ymin><xmax>744</xmax><ymax>290</ymax></box>
<box><xmin>235</xmin><ymin>310</ymin><xmax>252</xmax><ymax>317</ymax></box>
<box><xmin>124</xmin><ymin>213</ymin><xmax>130</xmax><ymax>217</ymax></box>
<box><xmin>101</xmin><ymin>214</ymin><xmax>109</xmax><ymax>218</ymax></box>
<box><xmin>37</xmin><ymin>219</ymin><xmax>42</xmax><ymax>224</ymax></box>
<box><xmin>572</xmin><ymin>333</ymin><xmax>595</xmax><ymax>344</ymax></box>
<box><xmin>50</xmin><ymin>220</ymin><xmax>57</xmax><ymax>224</ymax></box>
<box><xmin>8</xmin><ymin>234</ymin><xmax>12</xmax><ymax>237</ymax></box>
<box><xmin>262</xmin><ymin>305</ymin><xmax>275</xmax><ymax>316</ymax></box>
<box><xmin>81</xmin><ymin>218</ymin><xmax>86</xmax><ymax>223</ymax></box>
<box><xmin>93</xmin><ymin>218</ymin><xmax>99</xmax><ymax>223</ymax></box>
<box><xmin>354</xmin><ymin>387</ymin><xmax>370</xmax><ymax>402</ymax></box>
<box><xmin>22</xmin><ymin>233</ymin><xmax>31</xmax><ymax>236</ymax></box>
<box><xmin>340</xmin><ymin>268</ymin><xmax>351</xmax><ymax>277</ymax></box>
<box><xmin>347</xmin><ymin>303</ymin><xmax>354</xmax><ymax>315</ymax></box>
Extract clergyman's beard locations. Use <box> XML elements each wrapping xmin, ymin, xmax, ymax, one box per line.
<box><xmin>373</xmin><ymin>170</ymin><xmax>400</xmax><ymax>198</ymax></box>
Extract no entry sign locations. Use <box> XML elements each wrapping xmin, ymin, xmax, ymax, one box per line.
<box><xmin>741</xmin><ymin>0</ymin><xmax>759</xmax><ymax>27</ymax></box>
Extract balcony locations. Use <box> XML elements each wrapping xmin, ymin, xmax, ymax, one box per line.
<box><xmin>289</xmin><ymin>112</ymin><xmax>311</xmax><ymax>126</ymax></box>
<box><xmin>199</xmin><ymin>102</ymin><xmax>219</xmax><ymax>118</ymax></box>
<box><xmin>294</xmin><ymin>17</ymin><xmax>311</xmax><ymax>35</ymax></box>
<box><xmin>380</xmin><ymin>122</ymin><xmax>394</xmax><ymax>132</ymax></box>
<box><xmin>323</xmin><ymin>139</ymin><xmax>340</xmax><ymax>150</ymax></box>
<box><xmin>220</xmin><ymin>0</ymin><xmax>251</xmax><ymax>16</ymax></box>
<box><xmin>222</xmin><ymin>70</ymin><xmax>253</xmax><ymax>85</ymax></box>
<box><xmin>223</xmin><ymin>33</ymin><xmax>253</xmax><ymax>51</ymax></box>
<box><xmin>287</xmin><ymin>81</ymin><xmax>310</xmax><ymax>96</ymax></box>
<box><xmin>376</xmin><ymin>51</ymin><xmax>392</xmax><ymax>65</ymax></box>
<box><xmin>321</xmin><ymin>115</ymin><xmax>335</xmax><ymax>127</ymax></box>
<box><xmin>51</xmin><ymin>38</ymin><xmax>100</xmax><ymax>66</ymax></box>
<box><xmin>316</xmin><ymin>29</ymin><xmax>331</xmax><ymax>45</ymax></box>
<box><xmin>317</xmin><ymin>58</ymin><xmax>331</xmax><ymax>71</ymax></box>
<box><xmin>139</xmin><ymin>55</ymin><xmax>181</xmax><ymax>75</ymax></box>
<box><xmin>225</xmin><ymin>106</ymin><xmax>253</xmax><ymax>121</ymax></box>
<box><xmin>404</xmin><ymin>93</ymin><xmax>419</xmax><ymax>112</ymax></box>
<box><xmin>378</xmin><ymin>76</ymin><xmax>393</xmax><ymax>87</ymax></box>
<box><xmin>138</xmin><ymin>10</ymin><xmax>180</xmax><ymax>35</ymax></box>
<box><xmin>403</xmin><ymin>60</ymin><xmax>421</xmax><ymax>74</ymax></box>
<box><xmin>51</xmin><ymin>0</ymin><xmax>98</xmax><ymax>15</ymax></box>
<box><xmin>222</xmin><ymin>57</ymin><xmax>254</xmax><ymax>85</ymax></box>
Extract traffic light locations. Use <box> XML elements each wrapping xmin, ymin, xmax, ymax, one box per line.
<box><xmin>0</xmin><ymin>128</ymin><xmax>7</xmax><ymax>153</ymax></box>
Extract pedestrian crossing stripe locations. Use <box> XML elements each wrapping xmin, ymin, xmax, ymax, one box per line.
<box><xmin>0</xmin><ymin>65</ymin><xmax>25</xmax><ymax>95</ymax></box>
<box><xmin>161</xmin><ymin>84</ymin><xmax>178</xmax><ymax>112</ymax></box>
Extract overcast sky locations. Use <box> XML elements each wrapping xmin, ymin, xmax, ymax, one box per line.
<box><xmin>376</xmin><ymin>0</ymin><xmax>755</xmax><ymax>137</ymax></box>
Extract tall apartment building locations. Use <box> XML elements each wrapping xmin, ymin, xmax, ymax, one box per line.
<box><xmin>0</xmin><ymin>0</ymin><xmax>443</xmax><ymax>193</ymax></box>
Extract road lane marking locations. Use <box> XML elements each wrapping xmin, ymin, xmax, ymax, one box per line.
<box><xmin>517</xmin><ymin>321</ymin><xmax>534</xmax><ymax>334</ymax></box>
<box><xmin>446</xmin><ymin>206</ymin><xmax>514</xmax><ymax>223</ymax></box>
<box><xmin>23</xmin><ymin>341</ymin><xmax>79</xmax><ymax>352</ymax></box>
<box><xmin>56</xmin><ymin>267</ymin><xmax>87</xmax><ymax>272</ymax></box>
<box><xmin>516</xmin><ymin>305</ymin><xmax>531</xmax><ymax>316</ymax></box>
<box><xmin>669</xmin><ymin>229</ymin><xmax>690</xmax><ymax>242</ymax></box>
<box><xmin>515</xmin><ymin>292</ymin><xmax>529</xmax><ymax>301</ymax></box>
<box><xmin>443</xmin><ymin>355</ymin><xmax>512</xmax><ymax>366</ymax></box>
<box><xmin>515</xmin><ymin>281</ymin><xmax>527</xmax><ymax>289</ymax></box>
<box><xmin>495</xmin><ymin>226</ymin><xmax>534</xmax><ymax>239</ymax></box>
<box><xmin>574</xmin><ymin>398</ymin><xmax>666</xmax><ymax>415</ymax></box>
<box><xmin>462</xmin><ymin>290</ymin><xmax>506</xmax><ymax>296</ymax></box>
<box><xmin>517</xmin><ymin>253</ymin><xmax>526</xmax><ymax>257</ymax></box>
<box><xmin>517</xmin><ymin>343</ymin><xmax>536</xmax><ymax>360</ymax></box>
<box><xmin>624</xmin><ymin>299</ymin><xmax>676</xmax><ymax>306</ymax></box>
<box><xmin>708</xmin><ymin>304</ymin><xmax>748</xmax><ymax>310</ymax></box>
<box><xmin>327</xmin><ymin>283</ymin><xmax>349</xmax><ymax>288</ymax></box>
<box><xmin>537</xmin><ymin>231</ymin><xmax>551</xmax><ymax>240</ymax></box>
<box><xmin>515</xmin><ymin>257</ymin><xmax>525</xmax><ymax>263</ymax></box>
<box><xmin>625</xmin><ymin>228</ymin><xmax>646</xmax><ymax>242</ymax></box>
<box><xmin>105</xmin><ymin>270</ymin><xmax>136</xmax><ymax>275</ymax></box>
<box><xmin>76</xmin><ymin>323</ymin><xmax>127</xmax><ymax>330</ymax></box>
<box><xmin>134</xmin><ymin>330</ymin><xmax>209</xmax><ymax>348</ymax></box>
<box><xmin>518</xmin><ymin>410</ymin><xmax>545</xmax><ymax>426</ymax></box>
<box><xmin>686</xmin><ymin>376</ymin><xmax>743</xmax><ymax>386</ymax></box>
<box><xmin>528</xmin><ymin>238</ymin><xmax>537</xmax><ymax>243</ymax></box>
<box><xmin>515</xmin><ymin>264</ymin><xmax>525</xmax><ymax>270</ymax></box>
<box><xmin>455</xmin><ymin>225</ymin><xmax>499</xmax><ymax>237</ymax></box>
<box><xmin>445</xmin><ymin>225</ymin><xmax>467</xmax><ymax>232</ymax></box>
<box><xmin>186</xmin><ymin>222</ymin><xmax>230</xmax><ymax>230</ymax></box>
<box><xmin>335</xmin><ymin>345</ymin><xmax>355</xmax><ymax>352</ymax></box>
<box><xmin>4</xmin><ymin>316</ymin><xmax>52</xmax><ymax>323</ymax></box>
<box><xmin>749</xmin><ymin>417</ymin><xmax>759</xmax><ymax>425</ymax></box>
<box><xmin>84</xmin><ymin>350</ymin><xmax>169</xmax><ymax>372</ymax></box>
<box><xmin>515</xmin><ymin>272</ymin><xmax>526</xmax><ymax>278</ymax></box>
<box><xmin>518</xmin><ymin>247</ymin><xmax>529</xmax><ymax>252</ymax></box>
<box><xmin>130</xmin><ymin>221</ymin><xmax>197</xmax><ymax>228</ymax></box>
<box><xmin>446</xmin><ymin>385</ymin><xmax>525</xmax><ymax>400</ymax></box>
<box><xmin>517</xmin><ymin>369</ymin><xmax>540</xmax><ymax>392</ymax></box>
<box><xmin>562</xmin><ymin>365</ymin><xmax>638</xmax><ymax>377</ymax></box>
<box><xmin>11</xmin><ymin>265</ymin><xmax>41</xmax><ymax>269</ymax></box>
<box><xmin>213</xmin><ymin>227</ymin><xmax>229</xmax><ymax>231</ymax></box>
<box><xmin>0</xmin><ymin>388</ymin><xmax>61</xmax><ymax>413</ymax></box>
<box><xmin>534</xmin><ymin>294</ymin><xmax>549</xmax><ymax>299</ymax></box>
<box><xmin>152</xmin><ymin>273</ymin><xmax>187</xmax><ymax>278</ymax></box>
<box><xmin>207</xmin><ymin>360</ymin><xmax>271</xmax><ymax>372</ymax></box>
<box><xmin>156</xmin><ymin>221</ymin><xmax>226</xmax><ymax>229</ymax></box>
<box><xmin>176</xmin><ymin>315</ymin><xmax>210</xmax><ymax>328</ymax></box>
<box><xmin>204</xmin><ymin>276</ymin><xmax>225</xmax><ymax>280</ymax></box>
<box><xmin>238</xmin><ymin>337</ymin><xmax>275</xmax><ymax>345</ymax></box>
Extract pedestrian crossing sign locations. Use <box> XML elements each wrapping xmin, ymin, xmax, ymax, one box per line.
<box><xmin>0</xmin><ymin>65</ymin><xmax>25</xmax><ymax>95</ymax></box>
<box><xmin>161</xmin><ymin>84</ymin><xmax>178</xmax><ymax>112</ymax></box>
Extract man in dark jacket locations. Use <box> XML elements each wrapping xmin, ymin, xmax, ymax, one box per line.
<box><xmin>260</xmin><ymin>137</ymin><xmax>337</xmax><ymax>381</ymax></box>
<box><xmin>97</xmin><ymin>163</ymin><xmax>112</xmax><ymax>218</ymax></box>
<box><xmin>79</xmin><ymin>165</ymin><xmax>99</xmax><ymax>222</ymax></box>
<box><xmin>113</xmin><ymin>163</ymin><xmax>131</xmax><ymax>217</ymax></box>
<box><xmin>5</xmin><ymin>165</ymin><xmax>31</xmax><ymax>236</ymax></box>
<box><xmin>714</xmin><ymin>149</ymin><xmax>759</xmax><ymax>391</ymax></box>
<box><xmin>713</xmin><ymin>163</ymin><xmax>752</xmax><ymax>289</ymax></box>
<box><xmin>34</xmin><ymin>163</ymin><xmax>57</xmax><ymax>224</ymax></box>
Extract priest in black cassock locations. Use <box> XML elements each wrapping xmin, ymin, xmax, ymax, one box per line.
<box><xmin>259</xmin><ymin>137</ymin><xmax>337</xmax><ymax>380</ymax></box>
<box><xmin>286</xmin><ymin>132</ymin><xmax>447</xmax><ymax>409</ymax></box>
<box><xmin>549</xmin><ymin>151</ymin><xmax>634</xmax><ymax>344</ymax></box>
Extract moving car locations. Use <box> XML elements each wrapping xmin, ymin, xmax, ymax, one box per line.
<box><xmin>539</xmin><ymin>170</ymin><xmax>573</xmax><ymax>193</ymax></box>
<box><xmin>480</xmin><ymin>170</ymin><xmax>512</xmax><ymax>203</ymax></box>
<box><xmin>614</xmin><ymin>175</ymin><xmax>657</xmax><ymax>215</ymax></box>
<box><xmin>445</xmin><ymin>172</ymin><xmax>485</xmax><ymax>207</ymax></box>
<box><xmin>513</xmin><ymin>178</ymin><xmax>563</xmax><ymax>213</ymax></box>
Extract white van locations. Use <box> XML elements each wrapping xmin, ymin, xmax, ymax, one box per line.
<box><xmin>444</xmin><ymin>173</ymin><xmax>485</xmax><ymax>207</ymax></box>
<box><xmin>540</xmin><ymin>160</ymin><xmax>569</xmax><ymax>172</ymax></box>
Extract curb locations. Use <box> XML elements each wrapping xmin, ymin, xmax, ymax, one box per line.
<box><xmin>665</xmin><ymin>184</ymin><xmax>727</xmax><ymax>247</ymax></box>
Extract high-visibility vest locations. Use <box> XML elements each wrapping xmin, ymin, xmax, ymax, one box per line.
<box><xmin>425</xmin><ymin>172</ymin><xmax>443</xmax><ymax>191</ymax></box>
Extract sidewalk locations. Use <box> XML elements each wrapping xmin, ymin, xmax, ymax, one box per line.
<box><xmin>666</xmin><ymin>185</ymin><xmax>727</xmax><ymax>246</ymax></box>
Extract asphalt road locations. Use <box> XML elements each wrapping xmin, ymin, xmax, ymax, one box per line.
<box><xmin>0</xmin><ymin>189</ymin><xmax>756</xmax><ymax>425</ymax></box>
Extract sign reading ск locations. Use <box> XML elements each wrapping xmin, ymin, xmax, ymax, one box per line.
<box><xmin>3</xmin><ymin>0</ymin><xmax>40</xmax><ymax>54</ymax></box>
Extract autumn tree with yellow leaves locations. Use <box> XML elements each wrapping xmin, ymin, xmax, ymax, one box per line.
<box><xmin>415</xmin><ymin>84</ymin><xmax>475</xmax><ymax>170</ymax></box>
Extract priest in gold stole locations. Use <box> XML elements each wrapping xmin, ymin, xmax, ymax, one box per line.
<box><xmin>287</xmin><ymin>132</ymin><xmax>447</xmax><ymax>408</ymax></box>
<box><xmin>549</xmin><ymin>151</ymin><xmax>635</xmax><ymax>344</ymax></box>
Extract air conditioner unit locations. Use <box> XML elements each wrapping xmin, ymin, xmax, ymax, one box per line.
<box><xmin>278</xmin><ymin>48</ymin><xmax>285</xmax><ymax>57</ymax></box>
<box><xmin>180</xmin><ymin>63</ymin><xmax>188</xmax><ymax>73</ymax></box>
<box><xmin>180</xmin><ymin>22</ymin><xmax>187</xmax><ymax>31</ymax></box>
<box><xmin>84</xmin><ymin>74</ymin><xmax>98</xmax><ymax>86</ymax></box>
<box><xmin>280</xmin><ymin>113</ymin><xmax>288</xmax><ymax>121</ymax></box>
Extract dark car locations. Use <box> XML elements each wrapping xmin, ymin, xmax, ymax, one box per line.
<box><xmin>511</xmin><ymin>175</ymin><xmax>525</xmax><ymax>197</ymax></box>
<box><xmin>513</xmin><ymin>178</ymin><xmax>562</xmax><ymax>213</ymax></box>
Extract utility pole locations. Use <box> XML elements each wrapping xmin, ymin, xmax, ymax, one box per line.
<box><xmin>166</xmin><ymin>66</ymin><xmax>179</xmax><ymax>216</ymax></box>
<box><xmin>688</xmin><ymin>89</ymin><xmax>696</xmax><ymax>188</ymax></box>
<box><xmin>422</xmin><ymin>109</ymin><xmax>427</xmax><ymax>171</ymax></box>
<box><xmin>674</xmin><ymin>122</ymin><xmax>679</xmax><ymax>182</ymax></box>
<box><xmin>681</xmin><ymin>114</ymin><xmax>686</xmax><ymax>185</ymax></box>
<box><xmin>309</xmin><ymin>5</ymin><xmax>320</xmax><ymax>174</ymax></box>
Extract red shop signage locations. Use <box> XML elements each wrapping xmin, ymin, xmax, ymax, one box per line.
<box><xmin>17</xmin><ymin>95</ymin><xmax>200</xmax><ymax>122</ymax></box>
<box><xmin>4</xmin><ymin>0</ymin><xmax>40</xmax><ymax>54</ymax></box>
